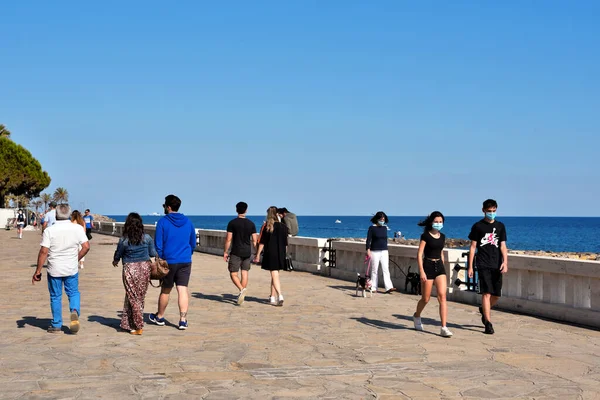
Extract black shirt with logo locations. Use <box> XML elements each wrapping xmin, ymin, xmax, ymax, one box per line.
<box><xmin>226</xmin><ymin>217</ymin><xmax>257</xmax><ymax>258</ymax></box>
<box><xmin>468</xmin><ymin>219</ymin><xmax>507</xmax><ymax>269</ymax></box>
<box><xmin>420</xmin><ymin>232</ymin><xmax>445</xmax><ymax>259</ymax></box>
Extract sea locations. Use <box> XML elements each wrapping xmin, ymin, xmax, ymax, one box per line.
<box><xmin>106</xmin><ymin>215</ymin><xmax>600</xmax><ymax>254</ymax></box>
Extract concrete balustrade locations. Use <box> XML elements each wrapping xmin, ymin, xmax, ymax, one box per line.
<box><xmin>93</xmin><ymin>222</ymin><xmax>600</xmax><ymax>328</ymax></box>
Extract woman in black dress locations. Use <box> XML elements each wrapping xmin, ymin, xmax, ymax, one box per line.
<box><xmin>254</xmin><ymin>206</ymin><xmax>288</xmax><ymax>306</ymax></box>
<box><xmin>413</xmin><ymin>211</ymin><xmax>453</xmax><ymax>337</ymax></box>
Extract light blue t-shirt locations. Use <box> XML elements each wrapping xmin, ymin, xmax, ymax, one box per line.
<box><xmin>45</xmin><ymin>209</ymin><xmax>56</xmax><ymax>227</ymax></box>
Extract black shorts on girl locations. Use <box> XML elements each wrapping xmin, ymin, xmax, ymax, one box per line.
<box><xmin>423</xmin><ymin>259</ymin><xmax>446</xmax><ymax>280</ymax></box>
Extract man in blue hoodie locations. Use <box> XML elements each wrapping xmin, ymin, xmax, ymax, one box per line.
<box><xmin>149</xmin><ymin>195</ymin><xmax>197</xmax><ymax>330</ymax></box>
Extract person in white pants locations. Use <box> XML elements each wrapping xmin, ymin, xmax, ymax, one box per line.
<box><xmin>366</xmin><ymin>211</ymin><xmax>396</xmax><ymax>293</ymax></box>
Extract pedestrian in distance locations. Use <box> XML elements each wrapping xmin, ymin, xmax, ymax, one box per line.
<box><xmin>15</xmin><ymin>209</ymin><xmax>26</xmax><ymax>239</ymax></box>
<box><xmin>70</xmin><ymin>210</ymin><xmax>87</xmax><ymax>269</ymax></box>
<box><xmin>224</xmin><ymin>202</ymin><xmax>258</xmax><ymax>305</ymax></box>
<box><xmin>413</xmin><ymin>211</ymin><xmax>453</xmax><ymax>337</ymax></box>
<box><xmin>83</xmin><ymin>209</ymin><xmax>94</xmax><ymax>240</ymax></box>
<box><xmin>43</xmin><ymin>201</ymin><xmax>58</xmax><ymax>231</ymax></box>
<box><xmin>468</xmin><ymin>199</ymin><xmax>508</xmax><ymax>335</ymax></box>
<box><xmin>254</xmin><ymin>206</ymin><xmax>288</xmax><ymax>306</ymax></box>
<box><xmin>32</xmin><ymin>204</ymin><xmax>90</xmax><ymax>334</ymax></box>
<box><xmin>149</xmin><ymin>195</ymin><xmax>196</xmax><ymax>330</ymax></box>
<box><xmin>365</xmin><ymin>211</ymin><xmax>396</xmax><ymax>294</ymax></box>
<box><xmin>113</xmin><ymin>213</ymin><xmax>157</xmax><ymax>335</ymax></box>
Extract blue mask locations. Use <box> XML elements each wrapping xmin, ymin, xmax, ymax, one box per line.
<box><xmin>485</xmin><ymin>212</ymin><xmax>497</xmax><ymax>220</ymax></box>
<box><xmin>377</xmin><ymin>220</ymin><xmax>385</xmax><ymax>226</ymax></box>
<box><xmin>432</xmin><ymin>223</ymin><xmax>443</xmax><ymax>231</ymax></box>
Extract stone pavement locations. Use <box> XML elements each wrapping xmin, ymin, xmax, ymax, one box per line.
<box><xmin>2</xmin><ymin>229</ymin><xmax>600</xmax><ymax>400</ymax></box>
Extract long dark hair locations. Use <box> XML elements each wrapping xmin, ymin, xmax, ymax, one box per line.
<box><xmin>418</xmin><ymin>211</ymin><xmax>445</xmax><ymax>233</ymax></box>
<box><xmin>370</xmin><ymin>211</ymin><xmax>389</xmax><ymax>225</ymax></box>
<box><xmin>123</xmin><ymin>212</ymin><xmax>145</xmax><ymax>245</ymax></box>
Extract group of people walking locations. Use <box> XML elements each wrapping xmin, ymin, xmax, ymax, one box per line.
<box><xmin>365</xmin><ymin>199</ymin><xmax>508</xmax><ymax>337</ymax></box>
<box><xmin>32</xmin><ymin>194</ymin><xmax>507</xmax><ymax>338</ymax></box>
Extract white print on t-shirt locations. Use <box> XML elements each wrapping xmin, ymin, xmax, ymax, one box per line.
<box><xmin>480</xmin><ymin>228</ymin><xmax>499</xmax><ymax>248</ymax></box>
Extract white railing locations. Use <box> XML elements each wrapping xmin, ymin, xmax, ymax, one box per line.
<box><xmin>93</xmin><ymin>222</ymin><xmax>600</xmax><ymax>328</ymax></box>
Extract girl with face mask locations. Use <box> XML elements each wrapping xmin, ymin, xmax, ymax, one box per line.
<box><xmin>365</xmin><ymin>211</ymin><xmax>396</xmax><ymax>294</ymax></box>
<box><xmin>413</xmin><ymin>211</ymin><xmax>452</xmax><ymax>337</ymax></box>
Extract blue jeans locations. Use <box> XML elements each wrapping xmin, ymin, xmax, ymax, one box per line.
<box><xmin>47</xmin><ymin>273</ymin><xmax>80</xmax><ymax>328</ymax></box>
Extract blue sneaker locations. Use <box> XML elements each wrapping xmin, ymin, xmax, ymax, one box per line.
<box><xmin>149</xmin><ymin>313</ymin><xmax>165</xmax><ymax>326</ymax></box>
<box><xmin>178</xmin><ymin>320</ymin><xmax>188</xmax><ymax>330</ymax></box>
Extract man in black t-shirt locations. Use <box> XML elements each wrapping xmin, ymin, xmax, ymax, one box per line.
<box><xmin>468</xmin><ymin>199</ymin><xmax>508</xmax><ymax>335</ymax></box>
<box><xmin>224</xmin><ymin>202</ymin><xmax>258</xmax><ymax>305</ymax></box>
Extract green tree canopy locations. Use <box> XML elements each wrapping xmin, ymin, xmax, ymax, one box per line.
<box><xmin>0</xmin><ymin>124</ymin><xmax>10</xmax><ymax>138</ymax></box>
<box><xmin>0</xmin><ymin>137</ymin><xmax>51</xmax><ymax>206</ymax></box>
<box><xmin>53</xmin><ymin>187</ymin><xmax>69</xmax><ymax>204</ymax></box>
<box><xmin>40</xmin><ymin>193</ymin><xmax>52</xmax><ymax>211</ymax></box>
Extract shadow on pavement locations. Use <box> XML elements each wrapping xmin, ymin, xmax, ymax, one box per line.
<box><xmin>16</xmin><ymin>316</ymin><xmax>52</xmax><ymax>330</ymax></box>
<box><xmin>88</xmin><ymin>314</ymin><xmax>122</xmax><ymax>331</ymax></box>
<box><xmin>193</xmin><ymin>292</ymin><xmax>237</xmax><ymax>305</ymax></box>
<box><xmin>192</xmin><ymin>292</ymin><xmax>272</xmax><ymax>305</ymax></box>
<box><xmin>392</xmin><ymin>314</ymin><xmax>482</xmax><ymax>332</ymax></box>
<box><xmin>350</xmin><ymin>316</ymin><xmax>437</xmax><ymax>336</ymax></box>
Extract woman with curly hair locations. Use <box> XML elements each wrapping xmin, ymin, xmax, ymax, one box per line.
<box><xmin>254</xmin><ymin>206</ymin><xmax>288</xmax><ymax>306</ymax></box>
<box><xmin>113</xmin><ymin>213</ymin><xmax>157</xmax><ymax>335</ymax></box>
<box><xmin>71</xmin><ymin>210</ymin><xmax>87</xmax><ymax>269</ymax></box>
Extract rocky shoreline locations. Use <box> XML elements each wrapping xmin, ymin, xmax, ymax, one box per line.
<box><xmin>338</xmin><ymin>238</ymin><xmax>600</xmax><ymax>261</ymax></box>
<box><xmin>92</xmin><ymin>214</ymin><xmax>116</xmax><ymax>223</ymax></box>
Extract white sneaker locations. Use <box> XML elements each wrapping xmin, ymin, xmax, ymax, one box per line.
<box><xmin>413</xmin><ymin>314</ymin><xmax>424</xmax><ymax>331</ymax></box>
<box><xmin>440</xmin><ymin>326</ymin><xmax>453</xmax><ymax>337</ymax></box>
<box><xmin>277</xmin><ymin>295</ymin><xmax>284</xmax><ymax>307</ymax></box>
<box><xmin>269</xmin><ymin>296</ymin><xmax>277</xmax><ymax>305</ymax></box>
<box><xmin>237</xmin><ymin>288</ymin><xmax>247</xmax><ymax>305</ymax></box>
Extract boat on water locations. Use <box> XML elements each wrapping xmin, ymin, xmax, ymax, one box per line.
<box><xmin>335</xmin><ymin>219</ymin><xmax>342</xmax><ymax>224</ymax></box>
<box><xmin>150</xmin><ymin>212</ymin><xmax>161</xmax><ymax>216</ymax></box>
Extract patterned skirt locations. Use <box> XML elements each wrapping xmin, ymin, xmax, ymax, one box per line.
<box><xmin>121</xmin><ymin>261</ymin><xmax>151</xmax><ymax>331</ymax></box>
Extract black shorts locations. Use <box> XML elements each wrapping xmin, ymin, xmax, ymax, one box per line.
<box><xmin>423</xmin><ymin>259</ymin><xmax>446</xmax><ymax>280</ymax></box>
<box><xmin>228</xmin><ymin>254</ymin><xmax>251</xmax><ymax>273</ymax></box>
<box><xmin>162</xmin><ymin>262</ymin><xmax>191</xmax><ymax>289</ymax></box>
<box><xmin>86</xmin><ymin>228</ymin><xmax>93</xmax><ymax>240</ymax></box>
<box><xmin>478</xmin><ymin>268</ymin><xmax>502</xmax><ymax>297</ymax></box>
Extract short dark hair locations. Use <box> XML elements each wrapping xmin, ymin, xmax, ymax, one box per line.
<box><xmin>370</xmin><ymin>211</ymin><xmax>389</xmax><ymax>225</ymax></box>
<box><xmin>483</xmin><ymin>199</ymin><xmax>498</xmax><ymax>209</ymax></box>
<box><xmin>85</xmin><ymin>209</ymin><xmax>90</xmax><ymax>212</ymax></box>
<box><xmin>236</xmin><ymin>202</ymin><xmax>248</xmax><ymax>214</ymax></box>
<box><xmin>418</xmin><ymin>211</ymin><xmax>445</xmax><ymax>233</ymax></box>
<box><xmin>164</xmin><ymin>195</ymin><xmax>181</xmax><ymax>212</ymax></box>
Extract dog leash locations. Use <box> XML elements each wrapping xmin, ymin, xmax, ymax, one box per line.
<box><xmin>364</xmin><ymin>255</ymin><xmax>372</xmax><ymax>276</ymax></box>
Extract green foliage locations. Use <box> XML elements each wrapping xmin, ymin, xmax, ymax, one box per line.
<box><xmin>53</xmin><ymin>187</ymin><xmax>69</xmax><ymax>204</ymax></box>
<box><xmin>0</xmin><ymin>124</ymin><xmax>10</xmax><ymax>138</ymax></box>
<box><xmin>0</xmin><ymin>137</ymin><xmax>51</xmax><ymax>206</ymax></box>
<box><xmin>40</xmin><ymin>193</ymin><xmax>52</xmax><ymax>210</ymax></box>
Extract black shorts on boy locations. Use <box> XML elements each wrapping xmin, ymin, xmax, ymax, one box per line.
<box><xmin>477</xmin><ymin>268</ymin><xmax>502</xmax><ymax>297</ymax></box>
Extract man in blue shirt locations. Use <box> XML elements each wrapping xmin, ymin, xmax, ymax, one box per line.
<box><xmin>149</xmin><ymin>195</ymin><xmax>196</xmax><ymax>330</ymax></box>
<box><xmin>83</xmin><ymin>209</ymin><xmax>94</xmax><ymax>240</ymax></box>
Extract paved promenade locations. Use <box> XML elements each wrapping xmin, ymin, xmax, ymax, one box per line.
<box><xmin>2</xmin><ymin>229</ymin><xmax>600</xmax><ymax>399</ymax></box>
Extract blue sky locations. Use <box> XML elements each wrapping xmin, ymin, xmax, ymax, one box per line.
<box><xmin>1</xmin><ymin>1</ymin><xmax>598</xmax><ymax>216</ymax></box>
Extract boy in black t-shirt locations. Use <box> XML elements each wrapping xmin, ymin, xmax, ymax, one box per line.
<box><xmin>224</xmin><ymin>202</ymin><xmax>258</xmax><ymax>305</ymax></box>
<box><xmin>468</xmin><ymin>199</ymin><xmax>508</xmax><ymax>335</ymax></box>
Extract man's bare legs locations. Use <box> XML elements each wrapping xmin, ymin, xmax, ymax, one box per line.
<box><xmin>157</xmin><ymin>285</ymin><xmax>189</xmax><ymax>322</ymax></box>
